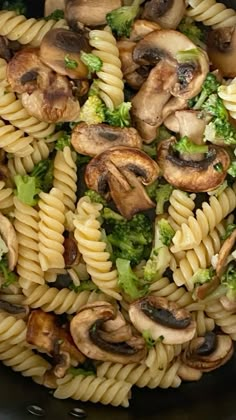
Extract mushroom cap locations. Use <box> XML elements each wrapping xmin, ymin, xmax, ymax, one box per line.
<box><xmin>182</xmin><ymin>333</ymin><xmax>234</xmax><ymax>372</ymax></box>
<box><xmin>40</xmin><ymin>28</ymin><xmax>90</xmax><ymax>79</ymax></box>
<box><xmin>207</xmin><ymin>27</ymin><xmax>236</xmax><ymax>78</ymax></box>
<box><xmin>129</xmin><ymin>296</ymin><xmax>196</xmax><ymax>345</ymax></box>
<box><xmin>0</xmin><ymin>213</ymin><xmax>18</xmax><ymax>271</ymax></box>
<box><xmin>216</xmin><ymin>229</ymin><xmax>236</xmax><ymax>277</ymax></box>
<box><xmin>70</xmin><ymin>301</ymin><xmax>147</xmax><ymax>364</ymax></box>
<box><xmin>129</xmin><ymin>19</ymin><xmax>161</xmax><ymax>42</ymax></box>
<box><xmin>117</xmin><ymin>40</ymin><xmax>139</xmax><ymax>76</ymax></box>
<box><xmin>71</xmin><ymin>123</ymin><xmax>142</xmax><ymax>157</ymax></box>
<box><xmin>65</xmin><ymin>0</ymin><xmax>122</xmax><ymax>28</ymax></box>
<box><xmin>84</xmin><ymin>146</ymin><xmax>159</xmax><ymax>218</ymax></box>
<box><xmin>157</xmin><ymin>137</ymin><xmax>230</xmax><ymax>192</ymax></box>
<box><xmin>142</xmin><ymin>0</ymin><xmax>186</xmax><ymax>30</ymax></box>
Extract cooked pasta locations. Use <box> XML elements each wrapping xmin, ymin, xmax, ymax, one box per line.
<box><xmin>38</xmin><ymin>188</ymin><xmax>65</xmax><ymax>271</ymax></box>
<box><xmin>206</xmin><ymin>301</ymin><xmax>236</xmax><ymax>340</ymax></box>
<box><xmin>218</xmin><ymin>79</ymin><xmax>236</xmax><ymax>120</ymax></box>
<box><xmin>0</xmin><ymin>313</ymin><xmax>26</xmax><ymax>345</ymax></box>
<box><xmin>186</xmin><ymin>0</ymin><xmax>236</xmax><ymax>28</ymax></box>
<box><xmin>8</xmin><ymin>140</ymin><xmax>50</xmax><ymax>176</ymax></box>
<box><xmin>13</xmin><ymin>197</ymin><xmax>45</xmax><ymax>290</ymax></box>
<box><xmin>53</xmin><ymin>146</ymin><xmax>77</xmax><ymax>213</ymax></box>
<box><xmin>192</xmin><ymin>310</ymin><xmax>215</xmax><ymax>337</ymax></box>
<box><xmin>168</xmin><ymin>190</ymin><xmax>196</xmax><ymax>231</ymax></box>
<box><xmin>0</xmin><ymin>10</ymin><xmax>68</xmax><ymax>46</ymax></box>
<box><xmin>0</xmin><ymin>118</ymin><xmax>33</xmax><ymax>157</ymax></box>
<box><xmin>145</xmin><ymin>342</ymin><xmax>181</xmax><ymax>373</ymax></box>
<box><xmin>74</xmin><ymin>197</ymin><xmax>122</xmax><ymax>300</ymax></box>
<box><xmin>0</xmin><ymin>181</ymin><xmax>13</xmax><ymax>214</ymax></box>
<box><xmin>149</xmin><ymin>277</ymin><xmax>193</xmax><ymax>308</ymax></box>
<box><xmin>89</xmin><ymin>29</ymin><xmax>124</xmax><ymax>109</ymax></box>
<box><xmin>171</xmin><ymin>186</ymin><xmax>236</xmax><ymax>253</ymax></box>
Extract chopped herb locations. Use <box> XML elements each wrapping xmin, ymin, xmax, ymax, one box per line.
<box><xmin>64</xmin><ymin>55</ymin><xmax>78</xmax><ymax>70</ymax></box>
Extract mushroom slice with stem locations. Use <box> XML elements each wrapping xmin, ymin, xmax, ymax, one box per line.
<box><xmin>129</xmin><ymin>296</ymin><xmax>196</xmax><ymax>345</ymax></box>
<box><xmin>157</xmin><ymin>137</ymin><xmax>230</xmax><ymax>192</ymax></box>
<box><xmin>40</xmin><ymin>28</ymin><xmax>90</xmax><ymax>79</ymax></box>
<box><xmin>71</xmin><ymin>123</ymin><xmax>142</xmax><ymax>156</ymax></box>
<box><xmin>65</xmin><ymin>0</ymin><xmax>122</xmax><ymax>28</ymax></box>
<box><xmin>70</xmin><ymin>301</ymin><xmax>147</xmax><ymax>364</ymax></box>
<box><xmin>216</xmin><ymin>229</ymin><xmax>236</xmax><ymax>278</ymax></box>
<box><xmin>117</xmin><ymin>40</ymin><xmax>139</xmax><ymax>77</ymax></box>
<box><xmin>0</xmin><ymin>213</ymin><xmax>18</xmax><ymax>271</ymax></box>
<box><xmin>84</xmin><ymin>146</ymin><xmax>159</xmax><ymax>219</ymax></box>
<box><xmin>207</xmin><ymin>27</ymin><xmax>236</xmax><ymax>78</ymax></box>
<box><xmin>44</xmin><ymin>0</ymin><xmax>65</xmax><ymax>17</ymax></box>
<box><xmin>182</xmin><ymin>333</ymin><xmax>234</xmax><ymax>372</ymax></box>
<box><xmin>142</xmin><ymin>0</ymin><xmax>186</xmax><ymax>29</ymax></box>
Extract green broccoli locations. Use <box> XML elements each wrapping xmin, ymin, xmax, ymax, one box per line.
<box><xmin>55</xmin><ymin>133</ymin><xmax>71</xmax><ymax>151</ymax></box>
<box><xmin>189</xmin><ymin>73</ymin><xmax>221</xmax><ymax>110</ymax></box>
<box><xmin>79</xmin><ymin>96</ymin><xmax>105</xmax><ymax>125</ymax></box>
<box><xmin>191</xmin><ymin>268</ymin><xmax>215</xmax><ymax>286</ymax></box>
<box><xmin>105</xmin><ymin>213</ymin><xmax>153</xmax><ymax>265</ymax></box>
<box><xmin>68</xmin><ymin>367</ymin><xmax>95</xmax><ymax>376</ymax></box>
<box><xmin>102</xmin><ymin>207</ymin><xmax>125</xmax><ymax>222</ymax></box>
<box><xmin>158</xmin><ymin>219</ymin><xmax>175</xmax><ymax>247</ymax></box>
<box><xmin>227</xmin><ymin>161</ymin><xmax>236</xmax><ymax>177</ymax></box>
<box><xmin>178</xmin><ymin>17</ymin><xmax>205</xmax><ymax>48</ymax></box>
<box><xmin>106</xmin><ymin>0</ymin><xmax>141</xmax><ymax>38</ymax></box>
<box><xmin>221</xmin><ymin>223</ymin><xmax>236</xmax><ymax>240</ymax></box>
<box><xmin>80</xmin><ymin>51</ymin><xmax>103</xmax><ymax>77</ymax></box>
<box><xmin>1</xmin><ymin>0</ymin><xmax>26</xmax><ymax>15</ymax></box>
<box><xmin>85</xmin><ymin>189</ymin><xmax>107</xmax><ymax>205</ymax></box>
<box><xmin>155</xmin><ymin>183</ymin><xmax>173</xmax><ymax>215</ymax></box>
<box><xmin>202</xmin><ymin>94</ymin><xmax>228</xmax><ymax>119</ymax></box>
<box><xmin>0</xmin><ymin>258</ymin><xmax>17</xmax><ymax>289</ymax></box>
<box><xmin>64</xmin><ymin>55</ymin><xmax>78</xmax><ymax>70</ymax></box>
<box><xmin>69</xmin><ymin>280</ymin><xmax>98</xmax><ymax>293</ymax></box>
<box><xmin>176</xmin><ymin>48</ymin><xmax>202</xmax><ymax>64</ymax></box>
<box><xmin>145</xmin><ymin>179</ymin><xmax>159</xmax><ymax>201</ymax></box>
<box><xmin>221</xmin><ymin>262</ymin><xmax>236</xmax><ymax>302</ymax></box>
<box><xmin>116</xmin><ymin>258</ymin><xmax>148</xmax><ymax>300</ymax></box>
<box><xmin>104</xmin><ymin>102</ymin><xmax>132</xmax><ymax>128</ymax></box>
<box><xmin>142</xmin><ymin>330</ymin><xmax>156</xmax><ymax>349</ymax></box>
<box><xmin>143</xmin><ymin>125</ymin><xmax>172</xmax><ymax>158</ymax></box>
<box><xmin>173</xmin><ymin>136</ymin><xmax>208</xmax><ymax>155</ymax></box>
<box><xmin>76</xmin><ymin>154</ymin><xmax>91</xmax><ymax>166</ymax></box>
<box><xmin>44</xmin><ymin>8</ymin><xmax>64</xmax><ymax>21</ymax></box>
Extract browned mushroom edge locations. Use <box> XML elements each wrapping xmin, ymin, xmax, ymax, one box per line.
<box><xmin>207</xmin><ymin>27</ymin><xmax>236</xmax><ymax>78</ymax></box>
<box><xmin>142</xmin><ymin>0</ymin><xmax>186</xmax><ymax>30</ymax></box>
<box><xmin>65</xmin><ymin>0</ymin><xmax>121</xmax><ymax>29</ymax></box>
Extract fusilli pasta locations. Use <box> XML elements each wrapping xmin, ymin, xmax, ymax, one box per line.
<box><xmin>8</xmin><ymin>140</ymin><xmax>50</xmax><ymax>176</ymax></box>
<box><xmin>0</xmin><ymin>181</ymin><xmax>13</xmax><ymax>214</ymax></box>
<box><xmin>168</xmin><ymin>190</ymin><xmax>196</xmax><ymax>231</ymax></box>
<box><xmin>53</xmin><ymin>146</ymin><xmax>77</xmax><ymax>213</ymax></box>
<box><xmin>149</xmin><ymin>277</ymin><xmax>193</xmax><ymax>308</ymax></box>
<box><xmin>206</xmin><ymin>301</ymin><xmax>236</xmax><ymax>340</ymax></box>
<box><xmin>192</xmin><ymin>310</ymin><xmax>215</xmax><ymax>337</ymax></box>
<box><xmin>186</xmin><ymin>0</ymin><xmax>236</xmax><ymax>28</ymax></box>
<box><xmin>0</xmin><ymin>118</ymin><xmax>33</xmax><ymax>157</ymax></box>
<box><xmin>218</xmin><ymin>79</ymin><xmax>236</xmax><ymax>120</ymax></box>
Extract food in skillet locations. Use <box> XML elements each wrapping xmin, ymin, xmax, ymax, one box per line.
<box><xmin>0</xmin><ymin>0</ymin><xmax>235</xmax><ymax>408</ymax></box>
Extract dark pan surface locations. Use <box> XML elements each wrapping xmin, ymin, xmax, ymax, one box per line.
<box><xmin>1</xmin><ymin>0</ymin><xmax>236</xmax><ymax>419</ymax></box>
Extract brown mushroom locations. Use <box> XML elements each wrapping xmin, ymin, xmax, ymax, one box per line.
<box><xmin>117</xmin><ymin>40</ymin><xmax>140</xmax><ymax>77</ymax></box>
<box><xmin>0</xmin><ymin>213</ymin><xmax>18</xmax><ymax>271</ymax></box>
<box><xmin>63</xmin><ymin>237</ymin><xmax>80</xmax><ymax>267</ymax></box>
<box><xmin>44</xmin><ymin>0</ymin><xmax>65</xmax><ymax>17</ymax></box>
<box><xmin>216</xmin><ymin>229</ymin><xmax>236</xmax><ymax>277</ymax></box>
<box><xmin>70</xmin><ymin>301</ymin><xmax>147</xmax><ymax>364</ymax></box>
<box><xmin>71</xmin><ymin>123</ymin><xmax>142</xmax><ymax>156</ymax></box>
<box><xmin>157</xmin><ymin>137</ymin><xmax>230</xmax><ymax>192</ymax></box>
<box><xmin>40</xmin><ymin>29</ymin><xmax>90</xmax><ymax>79</ymax></box>
<box><xmin>207</xmin><ymin>27</ymin><xmax>236</xmax><ymax>78</ymax></box>
<box><xmin>161</xmin><ymin>96</ymin><xmax>188</xmax><ymax>123</ymax></box>
<box><xmin>129</xmin><ymin>296</ymin><xmax>196</xmax><ymax>345</ymax></box>
<box><xmin>0</xmin><ymin>300</ymin><xmax>28</xmax><ymax>319</ymax></box>
<box><xmin>129</xmin><ymin>19</ymin><xmax>161</xmax><ymax>42</ymax></box>
<box><xmin>220</xmin><ymin>295</ymin><xmax>236</xmax><ymax>312</ymax></box>
<box><xmin>65</xmin><ymin>0</ymin><xmax>122</xmax><ymax>28</ymax></box>
<box><xmin>182</xmin><ymin>332</ymin><xmax>234</xmax><ymax>372</ymax></box>
<box><xmin>142</xmin><ymin>0</ymin><xmax>186</xmax><ymax>29</ymax></box>
<box><xmin>85</xmin><ymin>146</ymin><xmax>159</xmax><ymax>219</ymax></box>
<box><xmin>27</xmin><ymin>310</ymin><xmax>85</xmax><ymax>376</ymax></box>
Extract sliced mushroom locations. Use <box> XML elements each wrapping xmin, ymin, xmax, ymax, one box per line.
<box><xmin>216</xmin><ymin>229</ymin><xmax>236</xmax><ymax>277</ymax></box>
<box><xmin>182</xmin><ymin>333</ymin><xmax>234</xmax><ymax>372</ymax></box>
<box><xmin>65</xmin><ymin>0</ymin><xmax>122</xmax><ymax>28</ymax></box>
<box><xmin>44</xmin><ymin>0</ymin><xmax>65</xmax><ymax>17</ymax></box>
<box><xmin>27</xmin><ymin>310</ymin><xmax>85</xmax><ymax>365</ymax></box>
<box><xmin>63</xmin><ymin>237</ymin><xmax>80</xmax><ymax>267</ymax></box>
<box><xmin>207</xmin><ymin>27</ymin><xmax>236</xmax><ymax>78</ymax></box>
<box><xmin>70</xmin><ymin>301</ymin><xmax>147</xmax><ymax>364</ymax></box>
<box><xmin>85</xmin><ymin>146</ymin><xmax>159</xmax><ymax>219</ymax></box>
<box><xmin>125</xmin><ymin>66</ymin><xmax>150</xmax><ymax>90</ymax></box>
<box><xmin>0</xmin><ymin>300</ymin><xmax>28</xmax><ymax>319</ymax></box>
<box><xmin>157</xmin><ymin>137</ymin><xmax>230</xmax><ymax>192</ymax></box>
<box><xmin>0</xmin><ymin>36</ymin><xmax>12</xmax><ymax>61</ymax></box>
<box><xmin>40</xmin><ymin>29</ymin><xmax>90</xmax><ymax>79</ymax></box>
<box><xmin>53</xmin><ymin>351</ymin><xmax>71</xmax><ymax>378</ymax></box>
<box><xmin>162</xmin><ymin>97</ymin><xmax>188</xmax><ymax>123</ymax></box>
<box><xmin>220</xmin><ymin>295</ymin><xmax>236</xmax><ymax>312</ymax></box>
<box><xmin>129</xmin><ymin>19</ymin><xmax>161</xmax><ymax>42</ymax></box>
<box><xmin>142</xmin><ymin>0</ymin><xmax>186</xmax><ymax>29</ymax></box>
<box><xmin>194</xmin><ymin>275</ymin><xmax>220</xmax><ymax>301</ymax></box>
<box><xmin>0</xmin><ymin>213</ymin><xmax>18</xmax><ymax>271</ymax></box>
<box><xmin>71</xmin><ymin>123</ymin><xmax>142</xmax><ymax>156</ymax></box>
<box><xmin>178</xmin><ymin>363</ymin><xmax>203</xmax><ymax>381</ymax></box>
<box><xmin>117</xmin><ymin>40</ymin><xmax>140</xmax><ymax>77</ymax></box>
<box><xmin>129</xmin><ymin>296</ymin><xmax>196</xmax><ymax>345</ymax></box>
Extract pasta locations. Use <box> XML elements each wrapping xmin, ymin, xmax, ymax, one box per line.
<box><xmin>218</xmin><ymin>79</ymin><xmax>236</xmax><ymax>120</ymax></box>
<box><xmin>168</xmin><ymin>190</ymin><xmax>196</xmax><ymax>231</ymax></box>
<box><xmin>89</xmin><ymin>29</ymin><xmax>124</xmax><ymax>109</ymax></box>
<box><xmin>0</xmin><ymin>118</ymin><xmax>33</xmax><ymax>157</ymax></box>
<box><xmin>149</xmin><ymin>277</ymin><xmax>193</xmax><ymax>308</ymax></box>
<box><xmin>8</xmin><ymin>140</ymin><xmax>50</xmax><ymax>176</ymax></box>
<box><xmin>206</xmin><ymin>301</ymin><xmax>236</xmax><ymax>340</ymax></box>
<box><xmin>186</xmin><ymin>0</ymin><xmax>236</xmax><ymax>28</ymax></box>
<box><xmin>0</xmin><ymin>181</ymin><xmax>13</xmax><ymax>214</ymax></box>
<box><xmin>74</xmin><ymin>197</ymin><xmax>122</xmax><ymax>300</ymax></box>
<box><xmin>0</xmin><ymin>313</ymin><xmax>26</xmax><ymax>345</ymax></box>
<box><xmin>171</xmin><ymin>186</ymin><xmax>236</xmax><ymax>253</ymax></box>
<box><xmin>53</xmin><ymin>146</ymin><xmax>77</xmax><ymax>213</ymax></box>
<box><xmin>38</xmin><ymin>188</ymin><xmax>65</xmax><ymax>271</ymax></box>
<box><xmin>192</xmin><ymin>310</ymin><xmax>215</xmax><ymax>337</ymax></box>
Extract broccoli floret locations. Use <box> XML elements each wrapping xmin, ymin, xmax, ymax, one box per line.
<box><xmin>0</xmin><ymin>258</ymin><xmax>17</xmax><ymax>289</ymax></box>
<box><xmin>30</xmin><ymin>159</ymin><xmax>54</xmax><ymax>193</ymax></box>
<box><xmin>102</xmin><ymin>207</ymin><xmax>125</xmax><ymax>222</ymax></box>
<box><xmin>145</xmin><ymin>179</ymin><xmax>159</xmax><ymax>201</ymax></box>
<box><xmin>173</xmin><ymin>136</ymin><xmax>208</xmax><ymax>155</ymax></box>
<box><xmin>143</xmin><ymin>126</ymin><xmax>171</xmax><ymax>158</ymax></box>
<box><xmin>64</xmin><ymin>54</ymin><xmax>78</xmax><ymax>70</ymax></box>
<box><xmin>202</xmin><ymin>94</ymin><xmax>228</xmax><ymax>119</ymax></box>
<box><xmin>79</xmin><ymin>96</ymin><xmax>105</xmax><ymax>125</ymax></box>
<box><xmin>106</xmin><ymin>0</ymin><xmax>141</xmax><ymax>38</ymax></box>
<box><xmin>76</xmin><ymin>154</ymin><xmax>91</xmax><ymax>167</ymax></box>
<box><xmin>80</xmin><ymin>52</ymin><xmax>103</xmax><ymax>77</ymax></box>
<box><xmin>191</xmin><ymin>268</ymin><xmax>215</xmax><ymax>286</ymax></box>
<box><xmin>189</xmin><ymin>73</ymin><xmax>221</xmax><ymax>110</ymax></box>
<box><xmin>55</xmin><ymin>133</ymin><xmax>71</xmax><ymax>151</ymax></box>
<box><xmin>69</xmin><ymin>280</ymin><xmax>98</xmax><ymax>293</ymax></box>
<box><xmin>1</xmin><ymin>0</ymin><xmax>26</xmax><ymax>15</ymax></box>
<box><xmin>178</xmin><ymin>17</ymin><xmax>205</xmax><ymax>47</ymax></box>
<box><xmin>227</xmin><ymin>161</ymin><xmax>236</xmax><ymax>177</ymax></box>
<box><xmin>104</xmin><ymin>102</ymin><xmax>132</xmax><ymax>128</ymax></box>
<box><xmin>222</xmin><ymin>262</ymin><xmax>236</xmax><ymax>302</ymax></box>
<box><xmin>44</xmin><ymin>8</ymin><xmax>64</xmax><ymax>21</ymax></box>
<box><xmin>176</xmin><ymin>48</ymin><xmax>202</xmax><ymax>64</ymax></box>
<box><xmin>105</xmin><ymin>213</ymin><xmax>152</xmax><ymax>265</ymax></box>
<box><xmin>142</xmin><ymin>330</ymin><xmax>156</xmax><ymax>349</ymax></box>
<box><xmin>116</xmin><ymin>258</ymin><xmax>148</xmax><ymax>300</ymax></box>
<box><xmin>85</xmin><ymin>189</ymin><xmax>107</xmax><ymax>205</ymax></box>
<box><xmin>155</xmin><ymin>183</ymin><xmax>173</xmax><ymax>215</ymax></box>
<box><xmin>158</xmin><ymin>219</ymin><xmax>175</xmax><ymax>247</ymax></box>
<box><xmin>221</xmin><ymin>224</ymin><xmax>236</xmax><ymax>241</ymax></box>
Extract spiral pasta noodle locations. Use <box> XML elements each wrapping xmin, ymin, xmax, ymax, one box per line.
<box><xmin>23</xmin><ymin>283</ymin><xmax>110</xmax><ymax>315</ymax></box>
<box><xmin>0</xmin><ymin>313</ymin><xmax>26</xmax><ymax>345</ymax></box>
<box><xmin>192</xmin><ymin>310</ymin><xmax>215</xmax><ymax>337</ymax></box>
<box><xmin>74</xmin><ymin>197</ymin><xmax>121</xmax><ymax>300</ymax></box>
<box><xmin>0</xmin><ymin>10</ymin><xmax>68</xmax><ymax>47</ymax></box>
<box><xmin>171</xmin><ymin>186</ymin><xmax>236</xmax><ymax>253</ymax></box>
<box><xmin>145</xmin><ymin>342</ymin><xmax>181</xmax><ymax>374</ymax></box>
<box><xmin>8</xmin><ymin>140</ymin><xmax>50</xmax><ymax>177</ymax></box>
<box><xmin>54</xmin><ymin>373</ymin><xmax>132</xmax><ymax>407</ymax></box>
<box><xmin>206</xmin><ymin>301</ymin><xmax>236</xmax><ymax>341</ymax></box>
<box><xmin>38</xmin><ymin>188</ymin><xmax>65</xmax><ymax>271</ymax></box>
<box><xmin>186</xmin><ymin>0</ymin><xmax>236</xmax><ymax>29</ymax></box>
<box><xmin>53</xmin><ymin>147</ymin><xmax>77</xmax><ymax>213</ymax></box>
<box><xmin>168</xmin><ymin>190</ymin><xmax>196</xmax><ymax>231</ymax></box>
<box><xmin>149</xmin><ymin>277</ymin><xmax>193</xmax><ymax>308</ymax></box>
<box><xmin>0</xmin><ymin>118</ymin><xmax>33</xmax><ymax>157</ymax></box>
<box><xmin>0</xmin><ymin>181</ymin><xmax>13</xmax><ymax>214</ymax></box>
<box><xmin>89</xmin><ymin>29</ymin><xmax>124</xmax><ymax>109</ymax></box>
<box><xmin>218</xmin><ymin>79</ymin><xmax>236</xmax><ymax>120</ymax></box>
